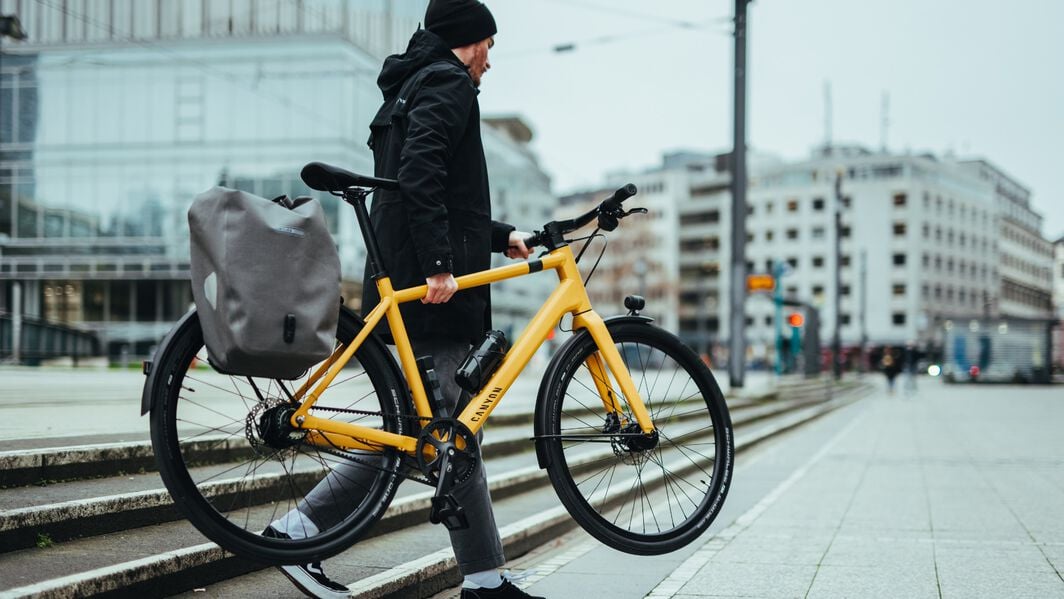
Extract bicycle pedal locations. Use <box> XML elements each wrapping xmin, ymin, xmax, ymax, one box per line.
<box><xmin>429</xmin><ymin>494</ymin><xmax>468</xmax><ymax>530</ymax></box>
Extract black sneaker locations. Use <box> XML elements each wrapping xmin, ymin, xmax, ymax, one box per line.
<box><xmin>263</xmin><ymin>526</ymin><xmax>350</xmax><ymax>598</ymax></box>
<box><xmin>460</xmin><ymin>579</ymin><xmax>545</xmax><ymax>599</ymax></box>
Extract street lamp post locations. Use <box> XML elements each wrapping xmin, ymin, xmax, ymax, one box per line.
<box><xmin>833</xmin><ymin>172</ymin><xmax>844</xmax><ymax>379</ymax></box>
<box><xmin>728</xmin><ymin>0</ymin><xmax>752</xmax><ymax>389</ymax></box>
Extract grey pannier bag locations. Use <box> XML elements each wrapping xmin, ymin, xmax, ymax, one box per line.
<box><xmin>189</xmin><ymin>187</ymin><xmax>340</xmax><ymax>379</ymax></box>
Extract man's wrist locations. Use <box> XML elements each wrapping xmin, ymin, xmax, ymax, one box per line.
<box><xmin>420</xmin><ymin>254</ymin><xmax>454</xmax><ymax>276</ymax></box>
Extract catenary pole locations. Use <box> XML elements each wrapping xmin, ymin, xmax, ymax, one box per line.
<box><xmin>833</xmin><ymin>172</ymin><xmax>844</xmax><ymax>379</ymax></box>
<box><xmin>728</xmin><ymin>0</ymin><xmax>751</xmax><ymax>388</ymax></box>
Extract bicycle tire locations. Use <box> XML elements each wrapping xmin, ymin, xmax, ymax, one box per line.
<box><xmin>149</xmin><ymin>308</ymin><xmax>411</xmax><ymax>564</ymax></box>
<box><xmin>539</xmin><ymin>320</ymin><xmax>734</xmax><ymax>555</ymax></box>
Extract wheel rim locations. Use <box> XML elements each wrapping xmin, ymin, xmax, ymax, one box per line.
<box><xmin>553</xmin><ymin>334</ymin><xmax>726</xmax><ymax>542</ymax></box>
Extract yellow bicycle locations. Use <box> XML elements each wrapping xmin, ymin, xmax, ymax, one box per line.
<box><xmin>143</xmin><ymin>162</ymin><xmax>733</xmax><ymax>564</ymax></box>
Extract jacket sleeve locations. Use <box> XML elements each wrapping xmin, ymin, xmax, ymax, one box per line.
<box><xmin>491</xmin><ymin>220</ymin><xmax>515</xmax><ymax>253</ymax></box>
<box><xmin>398</xmin><ymin>67</ymin><xmax>476</xmax><ymax>277</ymax></box>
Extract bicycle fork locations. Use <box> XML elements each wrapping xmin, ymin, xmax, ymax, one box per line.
<box><xmin>574</xmin><ymin>313</ymin><xmax>656</xmax><ymax>435</ymax></box>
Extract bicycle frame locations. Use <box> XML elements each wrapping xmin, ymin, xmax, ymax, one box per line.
<box><xmin>287</xmin><ymin>243</ymin><xmax>655</xmax><ymax>456</ymax></box>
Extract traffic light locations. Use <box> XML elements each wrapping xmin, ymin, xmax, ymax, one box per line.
<box><xmin>787</xmin><ymin>312</ymin><xmax>804</xmax><ymax>328</ymax></box>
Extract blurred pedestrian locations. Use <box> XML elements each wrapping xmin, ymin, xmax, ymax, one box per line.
<box><xmin>880</xmin><ymin>346</ymin><xmax>901</xmax><ymax>395</ymax></box>
<box><xmin>902</xmin><ymin>342</ymin><xmax>920</xmax><ymax>397</ymax></box>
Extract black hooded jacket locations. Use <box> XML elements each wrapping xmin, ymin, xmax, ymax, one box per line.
<box><xmin>362</xmin><ymin>29</ymin><xmax>513</xmax><ymax>343</ymax></box>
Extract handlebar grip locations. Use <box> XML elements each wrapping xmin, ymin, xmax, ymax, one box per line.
<box><xmin>608</xmin><ymin>183</ymin><xmax>638</xmax><ymax>204</ymax></box>
<box><xmin>524</xmin><ymin>231</ymin><xmax>545</xmax><ymax>248</ymax></box>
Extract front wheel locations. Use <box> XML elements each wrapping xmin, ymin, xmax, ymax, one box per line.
<box><xmin>148</xmin><ymin>309</ymin><xmax>411</xmax><ymax>564</ymax></box>
<box><xmin>540</xmin><ymin>321</ymin><xmax>734</xmax><ymax>555</ymax></box>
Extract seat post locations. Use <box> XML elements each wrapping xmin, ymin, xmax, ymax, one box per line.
<box><xmin>344</xmin><ymin>188</ymin><xmax>388</xmax><ymax>279</ymax></box>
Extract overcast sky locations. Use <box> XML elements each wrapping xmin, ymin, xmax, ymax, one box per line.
<box><xmin>476</xmin><ymin>0</ymin><xmax>1064</xmax><ymax>240</ymax></box>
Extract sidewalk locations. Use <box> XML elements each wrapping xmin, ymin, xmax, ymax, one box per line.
<box><xmin>635</xmin><ymin>379</ymin><xmax>1064</xmax><ymax>598</ymax></box>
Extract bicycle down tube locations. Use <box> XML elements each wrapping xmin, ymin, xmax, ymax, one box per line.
<box><xmin>288</xmin><ymin>243</ymin><xmax>656</xmax><ymax>455</ymax></box>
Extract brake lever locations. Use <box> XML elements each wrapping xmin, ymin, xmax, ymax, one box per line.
<box><xmin>622</xmin><ymin>207</ymin><xmax>648</xmax><ymax>217</ymax></box>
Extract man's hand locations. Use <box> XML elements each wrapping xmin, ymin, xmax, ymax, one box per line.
<box><xmin>423</xmin><ymin>272</ymin><xmax>458</xmax><ymax>304</ymax></box>
<box><xmin>505</xmin><ymin>231</ymin><xmax>532</xmax><ymax>260</ymax></box>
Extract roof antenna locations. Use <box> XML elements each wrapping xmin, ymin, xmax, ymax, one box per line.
<box><xmin>823</xmin><ymin>80</ymin><xmax>833</xmax><ymax>153</ymax></box>
<box><xmin>880</xmin><ymin>91</ymin><xmax>890</xmax><ymax>153</ymax></box>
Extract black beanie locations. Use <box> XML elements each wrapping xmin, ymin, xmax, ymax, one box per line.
<box><xmin>424</xmin><ymin>0</ymin><xmax>497</xmax><ymax>48</ymax></box>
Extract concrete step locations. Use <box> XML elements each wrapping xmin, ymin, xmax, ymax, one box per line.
<box><xmin>0</xmin><ymin>380</ymin><xmax>874</xmax><ymax>597</ymax></box>
<box><xmin>0</xmin><ymin>395</ymin><xmax>807</xmax><ymax>552</ymax></box>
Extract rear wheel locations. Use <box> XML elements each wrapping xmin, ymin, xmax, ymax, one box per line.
<box><xmin>540</xmin><ymin>321</ymin><xmax>733</xmax><ymax>555</ymax></box>
<box><xmin>149</xmin><ymin>309</ymin><xmax>411</xmax><ymax>564</ymax></box>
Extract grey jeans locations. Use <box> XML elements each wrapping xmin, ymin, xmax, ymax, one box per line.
<box><xmin>286</xmin><ymin>337</ymin><xmax>506</xmax><ymax>575</ymax></box>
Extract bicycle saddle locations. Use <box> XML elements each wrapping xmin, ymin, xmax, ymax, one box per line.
<box><xmin>301</xmin><ymin>162</ymin><xmax>399</xmax><ymax>192</ymax></box>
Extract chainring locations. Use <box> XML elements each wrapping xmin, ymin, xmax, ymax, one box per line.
<box><xmin>415</xmin><ymin>418</ymin><xmax>480</xmax><ymax>487</ymax></box>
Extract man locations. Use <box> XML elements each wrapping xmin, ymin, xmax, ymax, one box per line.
<box><xmin>267</xmin><ymin>2</ymin><xmax>544</xmax><ymax>598</ymax></box>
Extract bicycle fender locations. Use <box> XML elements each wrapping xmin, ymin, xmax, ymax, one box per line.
<box><xmin>533</xmin><ymin>314</ymin><xmax>654</xmax><ymax>469</ymax></box>
<box><xmin>140</xmin><ymin>309</ymin><xmax>199</xmax><ymax>415</ymax></box>
<box><xmin>139</xmin><ymin>306</ymin><xmax>406</xmax><ymax>416</ymax></box>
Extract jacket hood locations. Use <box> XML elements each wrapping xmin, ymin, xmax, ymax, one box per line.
<box><xmin>377</xmin><ymin>29</ymin><xmax>467</xmax><ymax>99</ymax></box>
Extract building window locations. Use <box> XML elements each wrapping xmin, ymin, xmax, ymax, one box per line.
<box><xmin>766</xmin><ymin>230</ymin><xmax>774</xmax><ymax>241</ymax></box>
<box><xmin>922</xmin><ymin>254</ymin><xmax>930</xmax><ymax>268</ymax></box>
<box><xmin>812</xmin><ymin>197</ymin><xmax>825</xmax><ymax>211</ymax></box>
<box><xmin>764</xmin><ymin>315</ymin><xmax>773</xmax><ymax>326</ymax></box>
<box><xmin>892</xmin><ymin>312</ymin><xmax>907</xmax><ymax>326</ymax></box>
<box><xmin>893</xmin><ymin>222</ymin><xmax>906</xmax><ymax>237</ymax></box>
<box><xmin>840</xmin><ymin>313</ymin><xmax>851</xmax><ymax>325</ymax></box>
<box><xmin>841</xmin><ymin>255</ymin><xmax>851</xmax><ymax>267</ymax></box>
<box><xmin>812</xmin><ymin>256</ymin><xmax>825</xmax><ymax>268</ymax></box>
<box><xmin>786</xmin><ymin>257</ymin><xmax>798</xmax><ymax>268</ymax></box>
<box><xmin>842</xmin><ymin>196</ymin><xmax>852</xmax><ymax>208</ymax></box>
<box><xmin>787</xmin><ymin>199</ymin><xmax>799</xmax><ymax>212</ymax></box>
<box><xmin>841</xmin><ymin>226</ymin><xmax>851</xmax><ymax>238</ymax></box>
<box><xmin>812</xmin><ymin>284</ymin><xmax>825</xmax><ymax>297</ymax></box>
<box><xmin>786</xmin><ymin>228</ymin><xmax>799</xmax><ymax>240</ymax></box>
<box><xmin>811</xmin><ymin>226</ymin><xmax>825</xmax><ymax>239</ymax></box>
<box><xmin>786</xmin><ymin>286</ymin><xmax>798</xmax><ymax>296</ymax></box>
<box><xmin>893</xmin><ymin>193</ymin><xmax>907</xmax><ymax>207</ymax></box>
<box><xmin>892</xmin><ymin>284</ymin><xmax>906</xmax><ymax>296</ymax></box>
<box><xmin>922</xmin><ymin>224</ymin><xmax>930</xmax><ymax>239</ymax></box>
<box><xmin>680</xmin><ymin>210</ymin><xmax>720</xmax><ymax>225</ymax></box>
<box><xmin>766</xmin><ymin>201</ymin><xmax>774</xmax><ymax>213</ymax></box>
<box><xmin>841</xmin><ymin>284</ymin><xmax>851</xmax><ymax>296</ymax></box>
<box><xmin>893</xmin><ymin>253</ymin><xmax>906</xmax><ymax>266</ymax></box>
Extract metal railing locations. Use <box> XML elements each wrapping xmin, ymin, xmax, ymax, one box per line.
<box><xmin>0</xmin><ymin>312</ymin><xmax>100</xmax><ymax>365</ymax></box>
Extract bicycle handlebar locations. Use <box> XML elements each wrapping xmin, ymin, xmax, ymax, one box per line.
<box><xmin>524</xmin><ymin>183</ymin><xmax>639</xmax><ymax>248</ymax></box>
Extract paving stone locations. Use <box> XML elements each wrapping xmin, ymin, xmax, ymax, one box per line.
<box><xmin>678</xmin><ymin>562</ymin><xmax>817</xmax><ymax>598</ymax></box>
<box><xmin>819</xmin><ymin>535</ymin><xmax>935</xmax><ymax>567</ymax></box>
<box><xmin>805</xmin><ymin>564</ymin><xmax>939</xmax><ymax>599</ymax></box>
<box><xmin>936</xmin><ymin>561</ymin><xmax>1064</xmax><ymax>599</ymax></box>
<box><xmin>934</xmin><ymin>543</ymin><xmax>1058</xmax><ymax>575</ymax></box>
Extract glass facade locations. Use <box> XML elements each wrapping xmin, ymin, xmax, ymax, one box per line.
<box><xmin>1</xmin><ymin>0</ymin><xmax>554</xmax><ymax>361</ymax></box>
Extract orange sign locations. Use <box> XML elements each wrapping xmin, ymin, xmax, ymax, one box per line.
<box><xmin>746</xmin><ymin>274</ymin><xmax>776</xmax><ymax>293</ymax></box>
